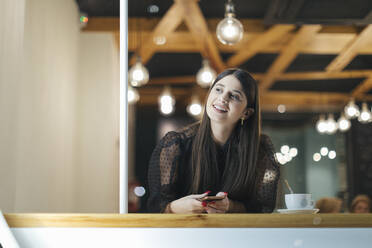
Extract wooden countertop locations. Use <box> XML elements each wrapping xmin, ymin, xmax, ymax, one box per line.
<box><xmin>4</xmin><ymin>213</ymin><xmax>372</xmax><ymax>228</ymax></box>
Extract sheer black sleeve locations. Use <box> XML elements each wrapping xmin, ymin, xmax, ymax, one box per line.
<box><xmin>244</xmin><ymin>134</ymin><xmax>280</xmax><ymax>213</ymax></box>
<box><xmin>147</xmin><ymin>131</ymin><xmax>182</xmax><ymax>213</ymax></box>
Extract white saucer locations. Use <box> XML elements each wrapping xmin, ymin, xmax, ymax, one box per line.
<box><xmin>277</xmin><ymin>208</ymin><xmax>319</xmax><ymax>214</ymax></box>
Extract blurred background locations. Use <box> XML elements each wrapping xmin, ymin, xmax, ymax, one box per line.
<box><xmin>1</xmin><ymin>0</ymin><xmax>372</xmax><ymax>213</ymax></box>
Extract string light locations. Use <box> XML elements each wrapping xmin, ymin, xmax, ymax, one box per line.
<box><xmin>316</xmin><ymin>114</ymin><xmax>327</xmax><ymax>134</ymax></box>
<box><xmin>325</xmin><ymin>114</ymin><xmax>338</xmax><ymax>134</ymax></box>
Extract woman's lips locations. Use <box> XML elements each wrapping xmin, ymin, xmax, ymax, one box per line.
<box><xmin>213</xmin><ymin>104</ymin><xmax>228</xmax><ymax>113</ymax></box>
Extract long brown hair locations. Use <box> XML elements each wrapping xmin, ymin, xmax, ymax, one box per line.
<box><xmin>189</xmin><ymin>69</ymin><xmax>261</xmax><ymax>200</ymax></box>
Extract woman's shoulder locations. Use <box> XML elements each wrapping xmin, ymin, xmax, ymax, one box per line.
<box><xmin>159</xmin><ymin>122</ymin><xmax>199</xmax><ymax>147</ymax></box>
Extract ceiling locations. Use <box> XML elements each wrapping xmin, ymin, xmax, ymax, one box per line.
<box><xmin>77</xmin><ymin>0</ymin><xmax>372</xmax><ymax>124</ymax></box>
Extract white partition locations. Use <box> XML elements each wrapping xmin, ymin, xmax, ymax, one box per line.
<box><xmin>10</xmin><ymin>227</ymin><xmax>372</xmax><ymax>248</ymax></box>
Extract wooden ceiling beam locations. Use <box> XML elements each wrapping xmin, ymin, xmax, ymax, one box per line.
<box><xmin>259</xmin><ymin>25</ymin><xmax>322</xmax><ymax>93</ymax></box>
<box><xmin>128</xmin><ymin>31</ymin><xmax>372</xmax><ymax>54</ymax></box>
<box><xmin>351</xmin><ymin>75</ymin><xmax>372</xmax><ymax>97</ymax></box>
<box><xmin>227</xmin><ymin>25</ymin><xmax>295</xmax><ymax>67</ymax></box>
<box><xmin>177</xmin><ymin>0</ymin><xmax>225</xmax><ymax>72</ymax></box>
<box><xmin>128</xmin><ymin>3</ymin><xmax>184</xmax><ymax>65</ymax></box>
<box><xmin>136</xmin><ymin>87</ymin><xmax>372</xmax><ymax>110</ymax></box>
<box><xmin>326</xmin><ymin>25</ymin><xmax>372</xmax><ymax>72</ymax></box>
<box><xmin>147</xmin><ymin>70</ymin><xmax>372</xmax><ymax>86</ymax></box>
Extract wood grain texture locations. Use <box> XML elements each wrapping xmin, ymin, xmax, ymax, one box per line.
<box><xmin>259</xmin><ymin>25</ymin><xmax>322</xmax><ymax>93</ymax></box>
<box><xmin>4</xmin><ymin>213</ymin><xmax>372</xmax><ymax>228</ymax></box>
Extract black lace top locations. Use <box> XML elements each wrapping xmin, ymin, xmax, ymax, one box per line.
<box><xmin>147</xmin><ymin>124</ymin><xmax>280</xmax><ymax>213</ymax></box>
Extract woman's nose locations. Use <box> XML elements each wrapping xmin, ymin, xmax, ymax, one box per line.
<box><xmin>219</xmin><ymin>93</ymin><xmax>229</xmax><ymax>103</ymax></box>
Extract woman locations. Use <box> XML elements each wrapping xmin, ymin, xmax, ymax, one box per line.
<box><xmin>350</xmin><ymin>194</ymin><xmax>371</xmax><ymax>213</ymax></box>
<box><xmin>147</xmin><ymin>69</ymin><xmax>280</xmax><ymax>213</ymax></box>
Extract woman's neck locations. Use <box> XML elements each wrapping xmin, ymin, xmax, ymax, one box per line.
<box><xmin>210</xmin><ymin>121</ymin><xmax>234</xmax><ymax>145</ymax></box>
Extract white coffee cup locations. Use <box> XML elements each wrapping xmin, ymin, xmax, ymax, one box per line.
<box><xmin>285</xmin><ymin>194</ymin><xmax>314</xmax><ymax>210</ymax></box>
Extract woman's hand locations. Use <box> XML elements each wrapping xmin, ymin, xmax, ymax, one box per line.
<box><xmin>168</xmin><ymin>192</ymin><xmax>209</xmax><ymax>214</ymax></box>
<box><xmin>206</xmin><ymin>192</ymin><xmax>230</xmax><ymax>214</ymax></box>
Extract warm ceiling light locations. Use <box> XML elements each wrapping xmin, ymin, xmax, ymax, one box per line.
<box><xmin>153</xmin><ymin>36</ymin><xmax>166</xmax><ymax>45</ymax></box>
<box><xmin>216</xmin><ymin>0</ymin><xmax>243</xmax><ymax>45</ymax></box>
<box><xmin>313</xmin><ymin>153</ymin><xmax>321</xmax><ymax>162</ymax></box>
<box><xmin>325</xmin><ymin>114</ymin><xmax>338</xmax><ymax>134</ymax></box>
<box><xmin>187</xmin><ymin>95</ymin><xmax>203</xmax><ymax>117</ymax></box>
<box><xmin>328</xmin><ymin>151</ymin><xmax>336</xmax><ymax>159</ymax></box>
<box><xmin>159</xmin><ymin>87</ymin><xmax>175</xmax><ymax>115</ymax></box>
<box><xmin>344</xmin><ymin>99</ymin><xmax>360</xmax><ymax>119</ymax></box>
<box><xmin>280</xmin><ymin>145</ymin><xmax>289</xmax><ymax>154</ymax></box>
<box><xmin>128</xmin><ymin>86</ymin><xmax>140</xmax><ymax>104</ymax></box>
<box><xmin>358</xmin><ymin>102</ymin><xmax>371</xmax><ymax>123</ymax></box>
<box><xmin>196</xmin><ymin>59</ymin><xmax>217</xmax><ymax>87</ymax></box>
<box><xmin>289</xmin><ymin>147</ymin><xmax>298</xmax><ymax>157</ymax></box>
<box><xmin>128</xmin><ymin>56</ymin><xmax>149</xmax><ymax>87</ymax></box>
<box><xmin>316</xmin><ymin>114</ymin><xmax>327</xmax><ymax>134</ymax></box>
<box><xmin>277</xmin><ymin>104</ymin><xmax>286</xmax><ymax>113</ymax></box>
<box><xmin>338</xmin><ymin>112</ymin><xmax>351</xmax><ymax>132</ymax></box>
<box><xmin>320</xmin><ymin>147</ymin><xmax>329</xmax><ymax>156</ymax></box>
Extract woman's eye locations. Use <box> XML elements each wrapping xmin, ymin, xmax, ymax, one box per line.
<box><xmin>230</xmin><ymin>94</ymin><xmax>240</xmax><ymax>101</ymax></box>
<box><xmin>215</xmin><ymin>87</ymin><xmax>222</xmax><ymax>93</ymax></box>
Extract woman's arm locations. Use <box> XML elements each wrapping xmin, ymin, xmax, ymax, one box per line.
<box><xmin>147</xmin><ymin>131</ymin><xmax>207</xmax><ymax>213</ymax></box>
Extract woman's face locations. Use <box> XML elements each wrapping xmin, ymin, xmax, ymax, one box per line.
<box><xmin>354</xmin><ymin>201</ymin><xmax>370</xmax><ymax>213</ymax></box>
<box><xmin>206</xmin><ymin>75</ymin><xmax>248</xmax><ymax>128</ymax></box>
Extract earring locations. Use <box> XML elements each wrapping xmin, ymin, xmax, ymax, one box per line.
<box><xmin>241</xmin><ymin>117</ymin><xmax>244</xmax><ymax>126</ymax></box>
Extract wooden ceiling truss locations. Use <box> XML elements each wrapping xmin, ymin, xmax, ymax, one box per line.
<box><xmin>82</xmin><ymin>0</ymin><xmax>372</xmax><ymax>112</ymax></box>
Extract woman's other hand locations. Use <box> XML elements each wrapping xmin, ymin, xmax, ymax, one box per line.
<box><xmin>168</xmin><ymin>192</ymin><xmax>209</xmax><ymax>213</ymax></box>
<box><xmin>206</xmin><ymin>192</ymin><xmax>229</xmax><ymax>213</ymax></box>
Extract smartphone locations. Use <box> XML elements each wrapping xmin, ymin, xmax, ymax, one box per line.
<box><xmin>199</xmin><ymin>195</ymin><xmax>225</xmax><ymax>202</ymax></box>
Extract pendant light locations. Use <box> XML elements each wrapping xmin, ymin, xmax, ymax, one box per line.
<box><xmin>337</xmin><ymin>112</ymin><xmax>351</xmax><ymax>132</ymax></box>
<box><xmin>158</xmin><ymin>87</ymin><xmax>175</xmax><ymax>115</ymax></box>
<box><xmin>216</xmin><ymin>0</ymin><xmax>244</xmax><ymax>45</ymax></box>
<box><xmin>344</xmin><ymin>99</ymin><xmax>360</xmax><ymax>119</ymax></box>
<box><xmin>187</xmin><ymin>95</ymin><xmax>203</xmax><ymax>118</ymax></box>
<box><xmin>316</xmin><ymin>114</ymin><xmax>327</xmax><ymax>134</ymax></box>
<box><xmin>128</xmin><ymin>86</ymin><xmax>140</xmax><ymax>104</ymax></box>
<box><xmin>128</xmin><ymin>17</ymin><xmax>149</xmax><ymax>87</ymax></box>
<box><xmin>129</xmin><ymin>56</ymin><xmax>149</xmax><ymax>87</ymax></box>
<box><xmin>358</xmin><ymin>102</ymin><xmax>371</xmax><ymax>123</ymax></box>
<box><xmin>325</xmin><ymin>114</ymin><xmax>338</xmax><ymax>134</ymax></box>
<box><xmin>196</xmin><ymin>59</ymin><xmax>217</xmax><ymax>88</ymax></box>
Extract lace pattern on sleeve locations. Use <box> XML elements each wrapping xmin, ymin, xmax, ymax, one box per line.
<box><xmin>147</xmin><ymin>131</ymin><xmax>182</xmax><ymax>213</ymax></box>
<box><xmin>254</xmin><ymin>134</ymin><xmax>281</xmax><ymax>213</ymax></box>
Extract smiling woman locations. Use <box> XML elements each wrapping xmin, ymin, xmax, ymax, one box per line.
<box><xmin>147</xmin><ymin>69</ymin><xmax>280</xmax><ymax>214</ymax></box>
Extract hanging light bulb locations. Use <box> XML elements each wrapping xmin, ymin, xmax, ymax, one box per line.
<box><xmin>325</xmin><ymin>114</ymin><xmax>338</xmax><ymax>134</ymax></box>
<box><xmin>158</xmin><ymin>87</ymin><xmax>175</xmax><ymax>115</ymax></box>
<box><xmin>316</xmin><ymin>114</ymin><xmax>327</xmax><ymax>134</ymax></box>
<box><xmin>337</xmin><ymin>112</ymin><xmax>351</xmax><ymax>132</ymax></box>
<box><xmin>344</xmin><ymin>99</ymin><xmax>360</xmax><ymax>119</ymax></box>
<box><xmin>196</xmin><ymin>59</ymin><xmax>217</xmax><ymax>88</ymax></box>
<box><xmin>358</xmin><ymin>102</ymin><xmax>371</xmax><ymax>123</ymax></box>
<box><xmin>216</xmin><ymin>0</ymin><xmax>244</xmax><ymax>45</ymax></box>
<box><xmin>128</xmin><ymin>56</ymin><xmax>149</xmax><ymax>87</ymax></box>
<box><xmin>187</xmin><ymin>95</ymin><xmax>203</xmax><ymax>117</ymax></box>
<box><xmin>128</xmin><ymin>86</ymin><xmax>140</xmax><ymax>104</ymax></box>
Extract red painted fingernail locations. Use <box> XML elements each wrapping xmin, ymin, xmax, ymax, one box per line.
<box><xmin>204</xmin><ymin>190</ymin><xmax>211</xmax><ymax>194</ymax></box>
<box><xmin>224</xmin><ymin>192</ymin><xmax>228</xmax><ymax>195</ymax></box>
<box><xmin>210</xmin><ymin>201</ymin><xmax>216</xmax><ymax>204</ymax></box>
<box><xmin>202</xmin><ymin>201</ymin><xmax>207</xmax><ymax>207</ymax></box>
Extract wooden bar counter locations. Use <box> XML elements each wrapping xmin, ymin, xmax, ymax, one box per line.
<box><xmin>4</xmin><ymin>213</ymin><xmax>372</xmax><ymax>228</ymax></box>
